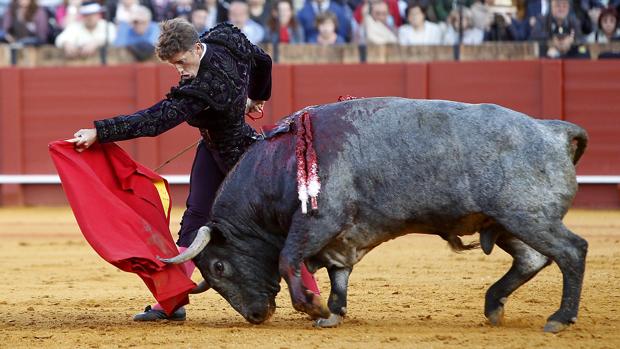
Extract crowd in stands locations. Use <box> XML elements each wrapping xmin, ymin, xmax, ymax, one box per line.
<box><xmin>1</xmin><ymin>0</ymin><xmax>619</xmax><ymax>60</ymax></box>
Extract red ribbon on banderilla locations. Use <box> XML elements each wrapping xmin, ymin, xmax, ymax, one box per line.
<box><xmin>296</xmin><ymin>111</ymin><xmax>320</xmax><ymax>214</ymax></box>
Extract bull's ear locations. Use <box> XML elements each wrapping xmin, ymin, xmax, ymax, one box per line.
<box><xmin>209</xmin><ymin>227</ymin><xmax>227</xmax><ymax>244</ymax></box>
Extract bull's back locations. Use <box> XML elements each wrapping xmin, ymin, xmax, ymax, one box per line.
<box><xmin>310</xmin><ymin>97</ymin><xmax>579</xmax><ymax>224</ymax></box>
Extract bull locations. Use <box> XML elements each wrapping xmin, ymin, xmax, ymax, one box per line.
<box><xmin>161</xmin><ymin>97</ymin><xmax>588</xmax><ymax>333</ymax></box>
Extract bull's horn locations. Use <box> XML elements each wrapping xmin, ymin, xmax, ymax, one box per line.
<box><xmin>189</xmin><ymin>280</ymin><xmax>210</xmax><ymax>294</ymax></box>
<box><xmin>157</xmin><ymin>226</ymin><xmax>211</xmax><ymax>264</ymax></box>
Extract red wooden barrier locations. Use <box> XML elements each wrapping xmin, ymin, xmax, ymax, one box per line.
<box><xmin>1</xmin><ymin>61</ymin><xmax>618</xmax><ymax>207</ymax></box>
<box><xmin>563</xmin><ymin>60</ymin><xmax>620</xmax><ymax>175</ymax></box>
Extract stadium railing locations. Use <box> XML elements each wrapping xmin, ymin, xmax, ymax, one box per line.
<box><xmin>1</xmin><ymin>42</ymin><xmax>620</xmax><ymax>67</ymax></box>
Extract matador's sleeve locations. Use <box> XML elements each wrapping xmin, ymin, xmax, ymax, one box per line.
<box><xmin>248</xmin><ymin>44</ymin><xmax>272</xmax><ymax>102</ymax></box>
<box><xmin>94</xmin><ymin>82</ymin><xmax>210</xmax><ymax>143</ymax></box>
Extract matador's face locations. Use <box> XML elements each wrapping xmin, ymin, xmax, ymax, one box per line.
<box><xmin>167</xmin><ymin>42</ymin><xmax>203</xmax><ymax>80</ymax></box>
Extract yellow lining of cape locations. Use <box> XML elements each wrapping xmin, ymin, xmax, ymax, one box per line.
<box><xmin>152</xmin><ymin>180</ymin><xmax>170</xmax><ymax>219</ymax></box>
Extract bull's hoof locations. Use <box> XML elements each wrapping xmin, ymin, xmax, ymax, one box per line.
<box><xmin>314</xmin><ymin>313</ymin><xmax>344</xmax><ymax>328</ymax></box>
<box><xmin>293</xmin><ymin>291</ymin><xmax>330</xmax><ymax>319</ymax></box>
<box><xmin>543</xmin><ymin>320</ymin><xmax>570</xmax><ymax>333</ymax></box>
<box><xmin>486</xmin><ymin>306</ymin><xmax>505</xmax><ymax>326</ymax></box>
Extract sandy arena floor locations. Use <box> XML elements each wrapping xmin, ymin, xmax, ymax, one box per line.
<box><xmin>0</xmin><ymin>207</ymin><xmax>618</xmax><ymax>348</ymax></box>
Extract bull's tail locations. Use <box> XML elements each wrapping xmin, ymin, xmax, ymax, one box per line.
<box><xmin>542</xmin><ymin>120</ymin><xmax>589</xmax><ymax>165</ymax></box>
<box><xmin>568</xmin><ymin>126</ymin><xmax>588</xmax><ymax>165</ymax></box>
<box><xmin>440</xmin><ymin>233</ymin><xmax>480</xmax><ymax>253</ymax></box>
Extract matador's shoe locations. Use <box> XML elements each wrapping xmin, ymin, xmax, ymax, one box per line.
<box><xmin>133</xmin><ymin>305</ymin><xmax>186</xmax><ymax>321</ymax></box>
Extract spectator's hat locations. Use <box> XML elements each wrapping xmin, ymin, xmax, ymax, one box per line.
<box><xmin>551</xmin><ymin>19</ymin><xmax>573</xmax><ymax>38</ymax></box>
<box><xmin>79</xmin><ymin>1</ymin><xmax>104</xmax><ymax>16</ymax></box>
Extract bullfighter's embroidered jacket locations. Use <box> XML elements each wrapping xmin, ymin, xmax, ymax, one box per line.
<box><xmin>94</xmin><ymin>23</ymin><xmax>272</xmax><ymax>170</ymax></box>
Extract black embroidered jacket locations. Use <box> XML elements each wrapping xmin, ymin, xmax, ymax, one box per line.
<box><xmin>94</xmin><ymin>23</ymin><xmax>272</xmax><ymax>170</ymax></box>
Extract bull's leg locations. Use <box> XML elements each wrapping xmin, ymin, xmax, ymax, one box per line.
<box><xmin>485</xmin><ymin>234</ymin><xmax>551</xmax><ymax>326</ymax></box>
<box><xmin>314</xmin><ymin>267</ymin><xmax>351</xmax><ymax>328</ymax></box>
<box><xmin>279</xmin><ymin>254</ymin><xmax>330</xmax><ymax>319</ymax></box>
<box><xmin>497</xmin><ymin>218</ymin><xmax>588</xmax><ymax>333</ymax></box>
<box><xmin>279</xmin><ymin>217</ymin><xmax>331</xmax><ymax>319</ymax></box>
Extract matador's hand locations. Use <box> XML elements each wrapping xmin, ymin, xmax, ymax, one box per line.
<box><xmin>246</xmin><ymin>99</ymin><xmax>265</xmax><ymax>114</ymax></box>
<box><xmin>66</xmin><ymin>128</ymin><xmax>98</xmax><ymax>152</ymax></box>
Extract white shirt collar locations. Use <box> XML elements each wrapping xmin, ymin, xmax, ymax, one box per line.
<box><xmin>200</xmin><ymin>43</ymin><xmax>206</xmax><ymax>60</ymax></box>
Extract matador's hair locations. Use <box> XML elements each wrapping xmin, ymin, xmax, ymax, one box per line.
<box><xmin>156</xmin><ymin>18</ymin><xmax>199</xmax><ymax>61</ymax></box>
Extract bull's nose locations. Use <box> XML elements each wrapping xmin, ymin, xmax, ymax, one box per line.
<box><xmin>246</xmin><ymin>304</ymin><xmax>270</xmax><ymax>324</ymax></box>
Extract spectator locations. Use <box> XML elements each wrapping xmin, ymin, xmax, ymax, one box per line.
<box><xmin>228</xmin><ymin>0</ymin><xmax>265</xmax><ymax>44</ymax></box>
<box><xmin>544</xmin><ymin>18</ymin><xmax>590</xmax><ymax>58</ymax></box>
<box><xmin>248</xmin><ymin>0</ymin><xmax>271</xmax><ymax>27</ymax></box>
<box><xmin>1</xmin><ymin>0</ymin><xmax>49</xmax><ymax>45</ymax></box>
<box><xmin>55</xmin><ymin>0</ymin><xmax>83</xmax><ymax>30</ymax></box>
<box><xmin>352</xmin><ymin>0</ymin><xmax>401</xmax><ymax>28</ymax></box>
<box><xmin>55</xmin><ymin>1</ymin><xmax>116</xmax><ymax>58</ymax></box>
<box><xmin>37</xmin><ymin>0</ymin><xmax>60</xmax><ymax>8</ymax></box>
<box><xmin>114</xmin><ymin>5</ymin><xmax>160</xmax><ymax>60</ymax></box>
<box><xmin>164</xmin><ymin>0</ymin><xmax>193</xmax><ymax>21</ymax></box>
<box><xmin>443</xmin><ymin>7</ymin><xmax>484</xmax><ymax>45</ymax></box>
<box><xmin>1</xmin><ymin>0</ymin><xmax>10</xmax><ymax>17</ymax></box>
<box><xmin>470</xmin><ymin>0</ymin><xmax>494</xmax><ymax>31</ymax></box>
<box><xmin>204</xmin><ymin>0</ymin><xmax>229</xmax><ymax>29</ymax></box>
<box><xmin>149</xmin><ymin>0</ymin><xmax>173</xmax><ymax>21</ymax></box>
<box><xmin>525</xmin><ymin>0</ymin><xmax>550</xmax><ymax>20</ymax></box>
<box><xmin>265</xmin><ymin>0</ymin><xmax>305</xmax><ymax>43</ymax></box>
<box><xmin>587</xmin><ymin>6</ymin><xmax>620</xmax><ymax>42</ymax></box>
<box><xmin>398</xmin><ymin>2</ymin><xmax>443</xmax><ymax>45</ymax></box>
<box><xmin>517</xmin><ymin>0</ymin><xmax>550</xmax><ymax>40</ymax></box>
<box><xmin>363</xmin><ymin>0</ymin><xmax>397</xmax><ymax>44</ymax></box>
<box><xmin>573</xmin><ymin>0</ymin><xmax>609</xmax><ymax>36</ymax></box>
<box><xmin>472</xmin><ymin>1</ymin><xmax>523</xmax><ymax>41</ymax></box>
<box><xmin>297</xmin><ymin>0</ymin><xmax>352</xmax><ymax>42</ymax></box>
<box><xmin>530</xmin><ymin>0</ymin><xmax>584</xmax><ymax>43</ymax></box>
<box><xmin>115</xmin><ymin>0</ymin><xmax>140</xmax><ymax>24</ymax></box>
<box><xmin>190</xmin><ymin>4</ymin><xmax>209</xmax><ymax>34</ymax></box>
<box><xmin>484</xmin><ymin>10</ymin><xmax>522</xmax><ymax>41</ymax></box>
<box><xmin>430</xmin><ymin>0</ymin><xmax>473</xmax><ymax>23</ymax></box>
<box><xmin>166</xmin><ymin>0</ymin><xmax>194</xmax><ymax>22</ymax></box>
<box><xmin>309</xmin><ymin>10</ymin><xmax>345</xmax><ymax>44</ymax></box>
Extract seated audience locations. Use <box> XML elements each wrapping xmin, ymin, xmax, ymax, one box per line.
<box><xmin>114</xmin><ymin>5</ymin><xmax>159</xmax><ymax>61</ymax></box>
<box><xmin>443</xmin><ymin>7</ymin><xmax>484</xmax><ymax>45</ymax></box>
<box><xmin>297</xmin><ymin>0</ymin><xmax>352</xmax><ymax>42</ymax></box>
<box><xmin>265</xmin><ymin>0</ymin><xmax>305</xmax><ymax>43</ymax></box>
<box><xmin>363</xmin><ymin>0</ymin><xmax>398</xmax><ymax>44</ymax></box>
<box><xmin>587</xmin><ymin>6</ymin><xmax>620</xmax><ymax>43</ymax></box>
<box><xmin>398</xmin><ymin>2</ymin><xmax>443</xmax><ymax>45</ymax></box>
<box><xmin>228</xmin><ymin>0</ymin><xmax>265</xmax><ymax>44</ymax></box>
<box><xmin>353</xmin><ymin>0</ymin><xmax>401</xmax><ymax>28</ymax></box>
<box><xmin>469</xmin><ymin>0</ymin><xmax>523</xmax><ymax>41</ymax></box>
<box><xmin>429</xmin><ymin>0</ymin><xmax>473</xmax><ymax>23</ymax></box>
<box><xmin>248</xmin><ymin>0</ymin><xmax>270</xmax><ymax>27</ymax></box>
<box><xmin>115</xmin><ymin>0</ymin><xmax>140</xmax><ymax>24</ymax></box>
<box><xmin>204</xmin><ymin>0</ymin><xmax>229</xmax><ymax>29</ymax></box>
<box><xmin>55</xmin><ymin>0</ymin><xmax>83</xmax><ymax>30</ymax></box>
<box><xmin>55</xmin><ymin>1</ymin><xmax>116</xmax><ymax>58</ymax></box>
<box><xmin>149</xmin><ymin>0</ymin><xmax>173</xmax><ymax>22</ymax></box>
<box><xmin>190</xmin><ymin>4</ymin><xmax>209</xmax><ymax>34</ymax></box>
<box><xmin>530</xmin><ymin>0</ymin><xmax>584</xmax><ymax>43</ymax></box>
<box><xmin>544</xmin><ymin>19</ymin><xmax>590</xmax><ymax>58</ymax></box>
<box><xmin>164</xmin><ymin>0</ymin><xmax>193</xmax><ymax>21</ymax></box>
<box><xmin>1</xmin><ymin>0</ymin><xmax>10</xmax><ymax>17</ymax></box>
<box><xmin>308</xmin><ymin>10</ymin><xmax>345</xmax><ymax>44</ymax></box>
<box><xmin>1</xmin><ymin>0</ymin><xmax>49</xmax><ymax>45</ymax></box>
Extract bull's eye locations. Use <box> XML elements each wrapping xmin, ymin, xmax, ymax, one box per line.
<box><xmin>214</xmin><ymin>261</ymin><xmax>225</xmax><ymax>276</ymax></box>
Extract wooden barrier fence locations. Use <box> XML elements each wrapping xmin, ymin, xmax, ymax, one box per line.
<box><xmin>1</xmin><ymin>60</ymin><xmax>619</xmax><ymax>207</ymax></box>
<box><xmin>2</xmin><ymin>42</ymin><xmax>620</xmax><ymax>67</ymax></box>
